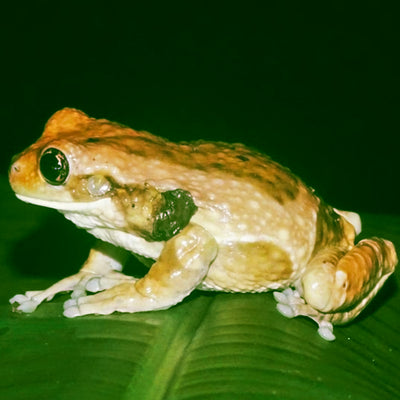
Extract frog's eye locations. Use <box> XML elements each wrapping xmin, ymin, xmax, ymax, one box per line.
<box><xmin>39</xmin><ymin>148</ymin><xmax>69</xmax><ymax>185</ymax></box>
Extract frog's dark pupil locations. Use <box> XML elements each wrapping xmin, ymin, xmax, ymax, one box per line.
<box><xmin>39</xmin><ymin>148</ymin><xmax>69</xmax><ymax>185</ymax></box>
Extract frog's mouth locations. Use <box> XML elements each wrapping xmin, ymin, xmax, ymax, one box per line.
<box><xmin>16</xmin><ymin>194</ymin><xmax>112</xmax><ymax>212</ymax></box>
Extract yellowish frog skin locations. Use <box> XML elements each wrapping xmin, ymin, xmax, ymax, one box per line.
<box><xmin>9</xmin><ymin>108</ymin><xmax>397</xmax><ymax>340</ymax></box>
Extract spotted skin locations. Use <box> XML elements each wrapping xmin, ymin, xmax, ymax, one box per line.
<box><xmin>8</xmin><ymin>108</ymin><xmax>398</xmax><ymax>341</ymax></box>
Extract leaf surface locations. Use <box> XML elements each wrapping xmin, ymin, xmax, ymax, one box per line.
<box><xmin>1</xmin><ymin>178</ymin><xmax>399</xmax><ymax>400</ymax></box>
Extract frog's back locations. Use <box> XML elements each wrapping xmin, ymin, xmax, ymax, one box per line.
<box><xmin>176</xmin><ymin>140</ymin><xmax>303</xmax><ymax>205</ymax></box>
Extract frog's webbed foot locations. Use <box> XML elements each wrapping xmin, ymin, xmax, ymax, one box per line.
<box><xmin>63</xmin><ymin>224</ymin><xmax>217</xmax><ymax>318</ymax></box>
<box><xmin>10</xmin><ymin>242</ymin><xmax>130</xmax><ymax>314</ymax></box>
<box><xmin>273</xmin><ymin>289</ymin><xmax>335</xmax><ymax>341</ymax></box>
<box><xmin>10</xmin><ymin>271</ymin><xmax>135</xmax><ymax>314</ymax></box>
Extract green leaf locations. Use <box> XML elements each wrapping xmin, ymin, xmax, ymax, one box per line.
<box><xmin>1</xmin><ymin>176</ymin><xmax>399</xmax><ymax>400</ymax></box>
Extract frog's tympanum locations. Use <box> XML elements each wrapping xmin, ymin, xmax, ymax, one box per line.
<box><xmin>9</xmin><ymin>108</ymin><xmax>397</xmax><ymax>340</ymax></box>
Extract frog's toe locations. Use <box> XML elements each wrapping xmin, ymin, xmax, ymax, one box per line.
<box><xmin>63</xmin><ymin>304</ymin><xmax>81</xmax><ymax>318</ymax></box>
<box><xmin>273</xmin><ymin>288</ymin><xmax>305</xmax><ymax>317</ymax></box>
<box><xmin>273</xmin><ymin>288</ymin><xmax>300</xmax><ymax>305</ymax></box>
<box><xmin>63</xmin><ymin>298</ymin><xmax>87</xmax><ymax>318</ymax></box>
<box><xmin>10</xmin><ymin>294</ymin><xmax>40</xmax><ymax>313</ymax></box>
<box><xmin>17</xmin><ymin>299</ymin><xmax>40</xmax><ymax>313</ymax></box>
<box><xmin>317</xmin><ymin>321</ymin><xmax>335</xmax><ymax>341</ymax></box>
<box><xmin>85</xmin><ymin>277</ymin><xmax>102</xmax><ymax>292</ymax></box>
<box><xmin>85</xmin><ymin>273</ymin><xmax>135</xmax><ymax>293</ymax></box>
<box><xmin>272</xmin><ymin>291</ymin><xmax>288</xmax><ymax>304</ymax></box>
<box><xmin>276</xmin><ymin>303</ymin><xmax>296</xmax><ymax>318</ymax></box>
<box><xmin>64</xmin><ymin>298</ymin><xmax>78</xmax><ymax>309</ymax></box>
<box><xmin>71</xmin><ymin>286</ymin><xmax>86</xmax><ymax>299</ymax></box>
<box><xmin>10</xmin><ymin>294</ymin><xmax>29</xmax><ymax>305</ymax></box>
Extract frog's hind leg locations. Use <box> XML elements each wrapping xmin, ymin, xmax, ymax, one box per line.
<box><xmin>63</xmin><ymin>224</ymin><xmax>218</xmax><ymax>318</ymax></box>
<box><xmin>274</xmin><ymin>237</ymin><xmax>397</xmax><ymax>340</ymax></box>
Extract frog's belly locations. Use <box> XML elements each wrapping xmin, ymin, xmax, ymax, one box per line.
<box><xmin>199</xmin><ymin>241</ymin><xmax>297</xmax><ymax>292</ymax></box>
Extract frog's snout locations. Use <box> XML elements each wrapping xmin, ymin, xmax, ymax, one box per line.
<box><xmin>9</xmin><ymin>157</ymin><xmax>22</xmax><ymax>188</ymax></box>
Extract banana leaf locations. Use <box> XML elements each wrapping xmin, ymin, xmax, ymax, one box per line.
<box><xmin>0</xmin><ymin>176</ymin><xmax>399</xmax><ymax>400</ymax></box>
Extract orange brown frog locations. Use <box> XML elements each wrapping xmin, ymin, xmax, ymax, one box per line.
<box><xmin>9</xmin><ymin>108</ymin><xmax>397</xmax><ymax>340</ymax></box>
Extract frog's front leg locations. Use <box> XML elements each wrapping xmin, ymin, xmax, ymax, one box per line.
<box><xmin>274</xmin><ymin>237</ymin><xmax>397</xmax><ymax>340</ymax></box>
<box><xmin>63</xmin><ymin>223</ymin><xmax>218</xmax><ymax>317</ymax></box>
<box><xmin>10</xmin><ymin>242</ymin><xmax>131</xmax><ymax>313</ymax></box>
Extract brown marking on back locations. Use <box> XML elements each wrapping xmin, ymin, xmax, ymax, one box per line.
<box><xmin>236</xmin><ymin>155</ymin><xmax>250</xmax><ymax>162</ymax></box>
<box><xmin>180</xmin><ymin>141</ymin><xmax>302</xmax><ymax>205</ymax></box>
<box><xmin>210</xmin><ymin>162</ymin><xmax>225</xmax><ymax>170</ymax></box>
<box><xmin>312</xmin><ymin>202</ymin><xmax>354</xmax><ymax>257</ymax></box>
<box><xmin>129</xmin><ymin>149</ymin><xmax>148</xmax><ymax>157</ymax></box>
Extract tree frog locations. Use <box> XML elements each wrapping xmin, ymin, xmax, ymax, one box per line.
<box><xmin>9</xmin><ymin>108</ymin><xmax>397</xmax><ymax>340</ymax></box>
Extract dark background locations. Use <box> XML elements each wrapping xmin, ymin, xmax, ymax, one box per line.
<box><xmin>1</xmin><ymin>1</ymin><xmax>399</xmax><ymax>214</ymax></box>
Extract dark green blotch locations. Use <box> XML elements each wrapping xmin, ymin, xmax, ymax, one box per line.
<box><xmin>152</xmin><ymin>189</ymin><xmax>197</xmax><ymax>241</ymax></box>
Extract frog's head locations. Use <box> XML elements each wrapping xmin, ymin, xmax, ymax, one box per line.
<box><xmin>10</xmin><ymin>109</ymin><xmax>109</xmax><ymax>208</ymax></box>
<box><xmin>9</xmin><ymin>108</ymin><xmax>142</xmax><ymax>210</ymax></box>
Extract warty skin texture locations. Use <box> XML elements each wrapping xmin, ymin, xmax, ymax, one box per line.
<box><xmin>9</xmin><ymin>108</ymin><xmax>398</xmax><ymax>341</ymax></box>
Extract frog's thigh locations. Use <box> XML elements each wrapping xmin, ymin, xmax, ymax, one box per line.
<box><xmin>302</xmin><ymin>237</ymin><xmax>397</xmax><ymax>324</ymax></box>
<box><xmin>63</xmin><ymin>224</ymin><xmax>218</xmax><ymax>317</ymax></box>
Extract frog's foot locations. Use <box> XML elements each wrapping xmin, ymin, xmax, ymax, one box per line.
<box><xmin>9</xmin><ymin>270</ymin><xmax>135</xmax><ymax>314</ymax></box>
<box><xmin>10</xmin><ymin>273</ymin><xmax>89</xmax><ymax>314</ymax></box>
<box><xmin>10</xmin><ymin>243</ymin><xmax>130</xmax><ymax>314</ymax></box>
<box><xmin>273</xmin><ymin>288</ymin><xmax>336</xmax><ymax>341</ymax></box>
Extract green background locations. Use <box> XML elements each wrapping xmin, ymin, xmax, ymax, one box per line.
<box><xmin>0</xmin><ymin>178</ymin><xmax>399</xmax><ymax>399</ymax></box>
<box><xmin>1</xmin><ymin>2</ymin><xmax>399</xmax><ymax>399</ymax></box>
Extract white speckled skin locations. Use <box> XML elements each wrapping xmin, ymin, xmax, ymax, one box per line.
<box><xmin>9</xmin><ymin>108</ymin><xmax>397</xmax><ymax>340</ymax></box>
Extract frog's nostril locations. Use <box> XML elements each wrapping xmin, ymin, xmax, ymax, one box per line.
<box><xmin>10</xmin><ymin>156</ymin><xmax>23</xmax><ymax>177</ymax></box>
<box><xmin>10</xmin><ymin>153</ymin><xmax>21</xmax><ymax>165</ymax></box>
<box><xmin>9</xmin><ymin>158</ymin><xmax>23</xmax><ymax>181</ymax></box>
<box><xmin>9</xmin><ymin>164</ymin><xmax>17</xmax><ymax>176</ymax></box>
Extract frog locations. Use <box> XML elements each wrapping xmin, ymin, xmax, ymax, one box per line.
<box><xmin>8</xmin><ymin>108</ymin><xmax>397</xmax><ymax>341</ymax></box>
